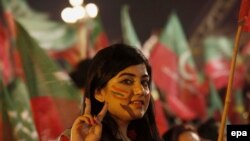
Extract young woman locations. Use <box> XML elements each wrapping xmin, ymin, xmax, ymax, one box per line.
<box><xmin>59</xmin><ymin>43</ymin><xmax>162</xmax><ymax>141</ymax></box>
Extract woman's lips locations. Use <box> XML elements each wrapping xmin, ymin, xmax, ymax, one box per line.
<box><xmin>130</xmin><ymin>100</ymin><xmax>144</xmax><ymax>107</ymax></box>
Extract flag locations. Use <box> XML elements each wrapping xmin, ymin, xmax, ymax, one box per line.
<box><xmin>150</xmin><ymin>12</ymin><xmax>205</xmax><ymax>120</ymax></box>
<box><xmin>50</xmin><ymin>44</ymin><xmax>82</xmax><ymax>70</ymax></box>
<box><xmin>151</xmin><ymin>83</ymin><xmax>168</xmax><ymax>136</ymax></box>
<box><xmin>160</xmin><ymin>12</ymin><xmax>200</xmax><ymax>87</ymax></box>
<box><xmin>203</xmin><ymin>36</ymin><xmax>245</xmax><ymax>89</ymax></box>
<box><xmin>15</xmin><ymin>20</ymin><xmax>81</xmax><ymax>140</ymax></box>
<box><xmin>239</xmin><ymin>0</ymin><xmax>250</xmax><ymax>32</ymax></box>
<box><xmin>121</xmin><ymin>5</ymin><xmax>141</xmax><ymax>48</ymax></box>
<box><xmin>149</xmin><ymin>42</ymin><xmax>196</xmax><ymax>120</ymax></box>
<box><xmin>0</xmin><ymin>23</ymin><xmax>12</xmax><ymax>85</ymax></box>
<box><xmin>1</xmin><ymin>0</ymin><xmax>77</xmax><ymax>50</ymax></box>
<box><xmin>229</xmin><ymin>89</ymin><xmax>245</xmax><ymax>124</ymax></box>
<box><xmin>1</xmin><ymin>79</ymin><xmax>39</xmax><ymax>141</ymax></box>
<box><xmin>207</xmin><ymin>81</ymin><xmax>223</xmax><ymax>120</ymax></box>
<box><xmin>89</xmin><ymin>16</ymin><xmax>109</xmax><ymax>53</ymax></box>
<box><xmin>142</xmin><ymin>33</ymin><xmax>159</xmax><ymax>58</ymax></box>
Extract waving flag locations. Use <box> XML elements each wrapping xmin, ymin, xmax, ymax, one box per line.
<box><xmin>1</xmin><ymin>0</ymin><xmax>77</xmax><ymax>50</ymax></box>
<box><xmin>207</xmin><ymin>81</ymin><xmax>223</xmax><ymax>119</ymax></box>
<box><xmin>0</xmin><ymin>23</ymin><xmax>12</xmax><ymax>85</ymax></box>
<box><xmin>15</xmin><ymin>21</ymin><xmax>81</xmax><ymax>140</ymax></box>
<box><xmin>121</xmin><ymin>5</ymin><xmax>141</xmax><ymax>48</ymax></box>
<box><xmin>150</xmin><ymin>83</ymin><xmax>169</xmax><ymax>136</ymax></box>
<box><xmin>160</xmin><ymin>13</ymin><xmax>200</xmax><ymax>87</ymax></box>
<box><xmin>149</xmin><ymin>41</ymin><xmax>196</xmax><ymax>120</ymax></box>
<box><xmin>203</xmin><ymin>36</ymin><xmax>245</xmax><ymax>90</ymax></box>
<box><xmin>1</xmin><ymin>79</ymin><xmax>39</xmax><ymax>141</ymax></box>
<box><xmin>89</xmin><ymin>16</ymin><xmax>109</xmax><ymax>53</ymax></box>
<box><xmin>150</xmin><ymin>12</ymin><xmax>206</xmax><ymax>120</ymax></box>
<box><xmin>239</xmin><ymin>0</ymin><xmax>250</xmax><ymax>32</ymax></box>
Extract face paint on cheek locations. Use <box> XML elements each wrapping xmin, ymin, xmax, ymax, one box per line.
<box><xmin>120</xmin><ymin>104</ymin><xmax>137</xmax><ymax>119</ymax></box>
<box><xmin>111</xmin><ymin>86</ymin><xmax>137</xmax><ymax>118</ymax></box>
<box><xmin>111</xmin><ymin>85</ymin><xmax>130</xmax><ymax>99</ymax></box>
<box><xmin>119</xmin><ymin>93</ymin><xmax>136</xmax><ymax>118</ymax></box>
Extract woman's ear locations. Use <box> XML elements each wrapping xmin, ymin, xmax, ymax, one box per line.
<box><xmin>94</xmin><ymin>89</ymin><xmax>105</xmax><ymax>102</ymax></box>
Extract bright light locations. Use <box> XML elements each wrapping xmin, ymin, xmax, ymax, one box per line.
<box><xmin>72</xmin><ymin>6</ymin><xmax>86</xmax><ymax>20</ymax></box>
<box><xmin>85</xmin><ymin>3</ymin><xmax>98</xmax><ymax>18</ymax></box>
<box><xmin>61</xmin><ymin>7</ymin><xmax>77</xmax><ymax>23</ymax></box>
<box><xmin>69</xmin><ymin>0</ymin><xmax>84</xmax><ymax>6</ymax></box>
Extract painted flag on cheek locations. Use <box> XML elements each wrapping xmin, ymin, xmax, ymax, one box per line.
<box><xmin>111</xmin><ymin>85</ymin><xmax>129</xmax><ymax>98</ymax></box>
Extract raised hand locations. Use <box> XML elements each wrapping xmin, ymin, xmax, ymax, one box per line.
<box><xmin>71</xmin><ymin>98</ymin><xmax>108</xmax><ymax>141</ymax></box>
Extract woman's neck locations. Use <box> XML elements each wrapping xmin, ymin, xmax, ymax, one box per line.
<box><xmin>113</xmin><ymin>117</ymin><xmax>131</xmax><ymax>141</ymax></box>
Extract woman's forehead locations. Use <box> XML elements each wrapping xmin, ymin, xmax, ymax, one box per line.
<box><xmin>115</xmin><ymin>64</ymin><xmax>148</xmax><ymax>77</ymax></box>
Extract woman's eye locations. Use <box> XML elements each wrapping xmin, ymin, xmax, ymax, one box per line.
<box><xmin>121</xmin><ymin>79</ymin><xmax>133</xmax><ymax>85</ymax></box>
<box><xmin>141</xmin><ymin>80</ymin><xmax>149</xmax><ymax>87</ymax></box>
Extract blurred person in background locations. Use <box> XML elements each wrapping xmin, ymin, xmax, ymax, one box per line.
<box><xmin>162</xmin><ymin>124</ymin><xmax>200</xmax><ymax>141</ymax></box>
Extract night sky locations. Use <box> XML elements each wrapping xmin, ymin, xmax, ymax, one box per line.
<box><xmin>27</xmin><ymin>0</ymin><xmax>241</xmax><ymax>43</ymax></box>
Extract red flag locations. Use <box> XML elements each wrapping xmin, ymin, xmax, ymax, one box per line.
<box><xmin>204</xmin><ymin>36</ymin><xmax>245</xmax><ymax>89</ymax></box>
<box><xmin>154</xmin><ymin>99</ymin><xmax>168</xmax><ymax>136</ymax></box>
<box><xmin>149</xmin><ymin>42</ymin><xmax>178</xmax><ymax>96</ymax></box>
<box><xmin>15</xmin><ymin>21</ymin><xmax>81</xmax><ymax>141</ymax></box>
<box><xmin>89</xmin><ymin>17</ymin><xmax>109</xmax><ymax>53</ymax></box>
<box><xmin>50</xmin><ymin>44</ymin><xmax>82</xmax><ymax>68</ymax></box>
<box><xmin>0</xmin><ymin>23</ymin><xmax>12</xmax><ymax>85</ymax></box>
<box><xmin>150</xmin><ymin>84</ymin><xmax>169</xmax><ymax>136</ymax></box>
<box><xmin>239</xmin><ymin>0</ymin><xmax>250</xmax><ymax>32</ymax></box>
<box><xmin>149</xmin><ymin>12</ymin><xmax>206</xmax><ymax>120</ymax></box>
<box><xmin>30</xmin><ymin>97</ymin><xmax>63</xmax><ymax>140</ymax></box>
<box><xmin>149</xmin><ymin>42</ymin><xmax>196</xmax><ymax>120</ymax></box>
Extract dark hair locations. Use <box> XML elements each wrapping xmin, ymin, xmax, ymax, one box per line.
<box><xmin>197</xmin><ymin>118</ymin><xmax>219</xmax><ymax>141</ymax></box>
<box><xmin>69</xmin><ymin>58</ymin><xmax>92</xmax><ymax>88</ymax></box>
<box><xmin>162</xmin><ymin>124</ymin><xmax>197</xmax><ymax>141</ymax></box>
<box><xmin>84</xmin><ymin>43</ymin><xmax>161</xmax><ymax>141</ymax></box>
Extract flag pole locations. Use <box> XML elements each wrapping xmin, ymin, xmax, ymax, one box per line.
<box><xmin>77</xmin><ymin>20</ymin><xmax>88</xmax><ymax>60</ymax></box>
<box><xmin>217</xmin><ymin>23</ymin><xmax>243</xmax><ymax>141</ymax></box>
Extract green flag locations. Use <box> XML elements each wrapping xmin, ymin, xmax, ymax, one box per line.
<box><xmin>1</xmin><ymin>79</ymin><xmax>39</xmax><ymax>141</ymax></box>
<box><xmin>207</xmin><ymin>81</ymin><xmax>223</xmax><ymax>118</ymax></box>
<box><xmin>15</xmin><ymin>20</ymin><xmax>81</xmax><ymax>140</ymax></box>
<box><xmin>231</xmin><ymin>89</ymin><xmax>245</xmax><ymax>124</ymax></box>
<box><xmin>15</xmin><ymin>20</ymin><xmax>81</xmax><ymax>99</ymax></box>
<box><xmin>204</xmin><ymin>36</ymin><xmax>232</xmax><ymax>89</ymax></box>
<box><xmin>160</xmin><ymin>12</ymin><xmax>199</xmax><ymax>83</ymax></box>
<box><xmin>121</xmin><ymin>5</ymin><xmax>141</xmax><ymax>48</ymax></box>
<box><xmin>89</xmin><ymin>16</ymin><xmax>109</xmax><ymax>52</ymax></box>
<box><xmin>1</xmin><ymin>0</ymin><xmax>77</xmax><ymax>50</ymax></box>
<box><xmin>155</xmin><ymin>12</ymin><xmax>205</xmax><ymax>120</ymax></box>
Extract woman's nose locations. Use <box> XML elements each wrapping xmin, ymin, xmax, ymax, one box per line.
<box><xmin>133</xmin><ymin>84</ymin><xmax>145</xmax><ymax>96</ymax></box>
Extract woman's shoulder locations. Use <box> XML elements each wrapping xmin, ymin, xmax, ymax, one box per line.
<box><xmin>56</xmin><ymin>129</ymin><xmax>71</xmax><ymax>141</ymax></box>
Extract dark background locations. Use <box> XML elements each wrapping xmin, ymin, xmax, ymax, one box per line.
<box><xmin>27</xmin><ymin>0</ymin><xmax>241</xmax><ymax>44</ymax></box>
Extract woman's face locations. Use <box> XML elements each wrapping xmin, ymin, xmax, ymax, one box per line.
<box><xmin>96</xmin><ymin>63</ymin><xmax>151</xmax><ymax>121</ymax></box>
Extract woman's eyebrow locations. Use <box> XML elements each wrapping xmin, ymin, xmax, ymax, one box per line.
<box><xmin>118</xmin><ymin>73</ymin><xmax>135</xmax><ymax>77</ymax></box>
<box><xmin>118</xmin><ymin>73</ymin><xmax>149</xmax><ymax>78</ymax></box>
